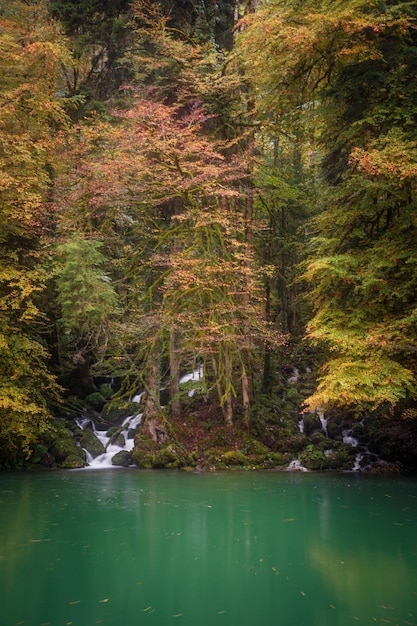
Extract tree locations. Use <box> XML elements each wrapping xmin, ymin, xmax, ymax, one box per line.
<box><xmin>237</xmin><ymin>0</ymin><xmax>417</xmax><ymax>411</ymax></box>
<box><xmin>0</xmin><ymin>0</ymin><xmax>70</xmax><ymax>465</ymax></box>
<box><xmin>48</xmin><ymin>0</ymin><xmax>133</xmax><ymax>104</ymax></box>
<box><xmin>55</xmin><ymin>237</ymin><xmax>119</xmax><ymax>394</ymax></box>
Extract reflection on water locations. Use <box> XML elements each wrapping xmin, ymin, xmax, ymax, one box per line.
<box><xmin>0</xmin><ymin>471</ymin><xmax>416</xmax><ymax>626</ymax></box>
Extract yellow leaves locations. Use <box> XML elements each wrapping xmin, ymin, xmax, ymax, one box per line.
<box><xmin>304</xmin><ymin>354</ymin><xmax>415</xmax><ymax>413</ymax></box>
<box><xmin>350</xmin><ymin>137</ymin><xmax>417</xmax><ymax>182</ymax></box>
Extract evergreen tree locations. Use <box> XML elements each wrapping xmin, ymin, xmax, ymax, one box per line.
<box><xmin>238</xmin><ymin>0</ymin><xmax>417</xmax><ymax>411</ymax></box>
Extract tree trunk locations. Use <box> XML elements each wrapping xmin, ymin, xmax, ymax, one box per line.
<box><xmin>169</xmin><ymin>326</ymin><xmax>182</xmax><ymax>418</ymax></box>
<box><xmin>241</xmin><ymin>129</ymin><xmax>255</xmax><ymax>427</ymax></box>
<box><xmin>141</xmin><ymin>338</ymin><xmax>167</xmax><ymax>443</ymax></box>
<box><xmin>211</xmin><ymin>351</ymin><xmax>233</xmax><ymax>426</ymax></box>
<box><xmin>224</xmin><ymin>348</ymin><xmax>234</xmax><ymax>427</ymax></box>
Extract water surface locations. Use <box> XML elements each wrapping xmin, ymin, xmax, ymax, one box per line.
<box><xmin>1</xmin><ymin>470</ymin><xmax>416</xmax><ymax>626</ymax></box>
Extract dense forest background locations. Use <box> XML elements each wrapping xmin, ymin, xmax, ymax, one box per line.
<box><xmin>1</xmin><ymin>0</ymin><xmax>417</xmax><ymax>470</ymax></box>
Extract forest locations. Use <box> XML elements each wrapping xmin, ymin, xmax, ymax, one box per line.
<box><xmin>1</xmin><ymin>0</ymin><xmax>417</xmax><ymax>471</ymax></box>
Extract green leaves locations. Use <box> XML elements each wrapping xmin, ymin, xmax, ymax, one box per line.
<box><xmin>55</xmin><ymin>237</ymin><xmax>119</xmax><ymax>356</ymax></box>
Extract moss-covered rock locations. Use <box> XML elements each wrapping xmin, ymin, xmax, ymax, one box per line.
<box><xmin>204</xmin><ymin>447</ymin><xmax>225</xmax><ymax>466</ymax></box>
<box><xmin>267</xmin><ymin>452</ymin><xmax>293</xmax><ymax>467</ymax></box>
<box><xmin>223</xmin><ymin>450</ymin><xmax>248</xmax><ymax>466</ymax></box>
<box><xmin>80</xmin><ymin>429</ymin><xmax>105</xmax><ymax>458</ymax></box>
<box><xmin>112</xmin><ymin>451</ymin><xmax>132</xmax><ymax>467</ymax></box>
<box><xmin>303</xmin><ymin>414</ymin><xmax>322</xmax><ymax>436</ymax></box>
<box><xmin>50</xmin><ymin>438</ymin><xmax>80</xmax><ymax>463</ymax></box>
<box><xmin>99</xmin><ymin>383</ymin><xmax>114</xmax><ymax>400</ymax></box>
<box><xmin>326</xmin><ymin>420</ymin><xmax>344</xmax><ymax>440</ymax></box>
<box><xmin>62</xmin><ymin>454</ymin><xmax>85</xmax><ymax>469</ymax></box>
<box><xmin>106</xmin><ymin>427</ymin><xmax>126</xmax><ymax>447</ymax></box>
<box><xmin>151</xmin><ymin>445</ymin><xmax>180</xmax><ymax>469</ymax></box>
<box><xmin>85</xmin><ymin>392</ymin><xmax>106</xmax><ymax>411</ymax></box>
<box><xmin>102</xmin><ymin>399</ymin><xmax>139</xmax><ymax>424</ymax></box>
<box><xmin>132</xmin><ymin>449</ymin><xmax>154</xmax><ymax>469</ymax></box>
<box><xmin>242</xmin><ymin>438</ymin><xmax>270</xmax><ymax>457</ymax></box>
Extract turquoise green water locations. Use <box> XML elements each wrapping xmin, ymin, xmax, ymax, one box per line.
<box><xmin>1</xmin><ymin>470</ymin><xmax>416</xmax><ymax>626</ymax></box>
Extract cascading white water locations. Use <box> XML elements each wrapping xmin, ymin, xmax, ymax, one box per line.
<box><xmin>316</xmin><ymin>408</ymin><xmax>328</xmax><ymax>437</ymax></box>
<box><xmin>286</xmin><ymin>459</ymin><xmax>309</xmax><ymax>472</ymax></box>
<box><xmin>76</xmin><ymin>395</ymin><xmax>143</xmax><ymax>469</ymax></box>
<box><xmin>177</xmin><ymin>365</ymin><xmax>204</xmax><ymax>395</ymax></box>
<box><xmin>343</xmin><ymin>430</ymin><xmax>358</xmax><ymax>447</ymax></box>
<box><xmin>77</xmin><ymin>367</ymin><xmax>203</xmax><ymax>468</ymax></box>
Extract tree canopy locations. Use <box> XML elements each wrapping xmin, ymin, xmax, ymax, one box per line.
<box><xmin>1</xmin><ymin>0</ymin><xmax>417</xmax><ymax>467</ymax></box>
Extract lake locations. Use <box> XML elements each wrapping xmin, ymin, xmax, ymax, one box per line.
<box><xmin>1</xmin><ymin>470</ymin><xmax>416</xmax><ymax>626</ymax></box>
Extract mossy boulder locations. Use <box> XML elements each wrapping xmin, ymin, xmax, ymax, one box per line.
<box><xmin>50</xmin><ymin>438</ymin><xmax>81</xmax><ymax>463</ymax></box>
<box><xmin>99</xmin><ymin>383</ymin><xmax>114</xmax><ymax>400</ymax></box>
<box><xmin>303</xmin><ymin>414</ymin><xmax>322</xmax><ymax>436</ymax></box>
<box><xmin>131</xmin><ymin>437</ymin><xmax>186</xmax><ymax>469</ymax></box>
<box><xmin>80</xmin><ymin>429</ymin><xmax>105</xmax><ymax>458</ymax></box>
<box><xmin>62</xmin><ymin>454</ymin><xmax>85</xmax><ymax>469</ymax></box>
<box><xmin>106</xmin><ymin>426</ymin><xmax>125</xmax><ymax>448</ymax></box>
<box><xmin>112</xmin><ymin>450</ymin><xmax>132</xmax><ymax>467</ymax></box>
<box><xmin>132</xmin><ymin>449</ymin><xmax>154</xmax><ymax>469</ymax></box>
<box><xmin>223</xmin><ymin>450</ymin><xmax>248</xmax><ymax>466</ymax></box>
<box><xmin>326</xmin><ymin>420</ymin><xmax>344</xmax><ymax>440</ymax></box>
<box><xmin>204</xmin><ymin>447</ymin><xmax>226</xmax><ymax>466</ymax></box>
<box><xmin>102</xmin><ymin>399</ymin><xmax>139</xmax><ymax>424</ymax></box>
<box><xmin>85</xmin><ymin>392</ymin><xmax>107</xmax><ymax>412</ymax></box>
<box><xmin>151</xmin><ymin>445</ymin><xmax>181</xmax><ymax>469</ymax></box>
<box><xmin>242</xmin><ymin>438</ymin><xmax>270</xmax><ymax>457</ymax></box>
<box><xmin>265</xmin><ymin>452</ymin><xmax>293</xmax><ymax>468</ymax></box>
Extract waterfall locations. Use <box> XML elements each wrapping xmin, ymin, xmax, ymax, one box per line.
<box><xmin>316</xmin><ymin>408</ymin><xmax>328</xmax><ymax>437</ymax></box>
<box><xmin>76</xmin><ymin>367</ymin><xmax>203</xmax><ymax>468</ymax></box>
<box><xmin>343</xmin><ymin>430</ymin><xmax>358</xmax><ymax>447</ymax></box>
<box><xmin>76</xmin><ymin>401</ymin><xmax>143</xmax><ymax>469</ymax></box>
<box><xmin>286</xmin><ymin>459</ymin><xmax>309</xmax><ymax>472</ymax></box>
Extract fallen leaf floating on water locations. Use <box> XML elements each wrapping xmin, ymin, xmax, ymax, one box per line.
<box><xmin>99</xmin><ymin>598</ymin><xmax>109</xmax><ymax>603</ymax></box>
<box><xmin>272</xmin><ymin>566</ymin><xmax>280</xmax><ymax>575</ymax></box>
<box><xmin>329</xmin><ymin>604</ymin><xmax>336</xmax><ymax>609</ymax></box>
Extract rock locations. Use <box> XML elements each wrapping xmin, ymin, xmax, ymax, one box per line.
<box><xmin>62</xmin><ymin>454</ymin><xmax>85</xmax><ymax>469</ymax></box>
<box><xmin>112</xmin><ymin>451</ymin><xmax>132</xmax><ymax>467</ymax></box>
<box><xmin>80</xmin><ymin>429</ymin><xmax>105</xmax><ymax>458</ymax></box>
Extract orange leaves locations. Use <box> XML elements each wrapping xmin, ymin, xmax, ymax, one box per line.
<box><xmin>350</xmin><ymin>140</ymin><xmax>417</xmax><ymax>182</ymax></box>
